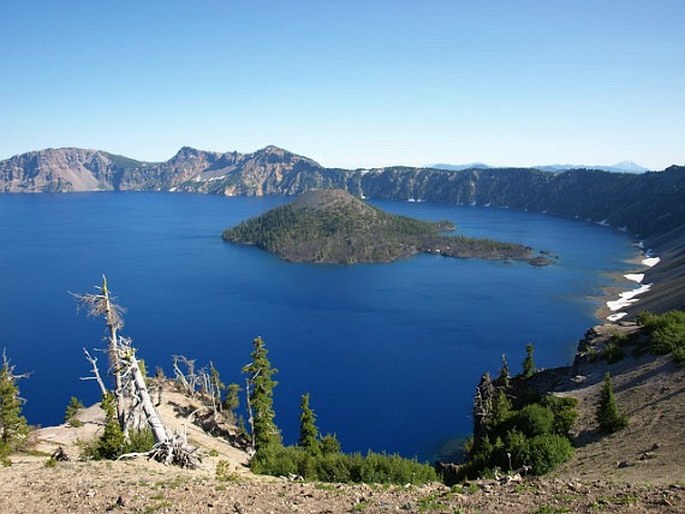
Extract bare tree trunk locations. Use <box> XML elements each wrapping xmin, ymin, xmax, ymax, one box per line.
<box><xmin>100</xmin><ymin>276</ymin><xmax>126</xmax><ymax>431</ymax></box>
<box><xmin>245</xmin><ymin>376</ymin><xmax>255</xmax><ymax>452</ymax></box>
<box><xmin>73</xmin><ymin>276</ymin><xmax>127</xmax><ymax>434</ymax></box>
<box><xmin>81</xmin><ymin>348</ymin><xmax>107</xmax><ymax>396</ymax></box>
<box><xmin>123</xmin><ymin>350</ymin><xmax>169</xmax><ymax>444</ymax></box>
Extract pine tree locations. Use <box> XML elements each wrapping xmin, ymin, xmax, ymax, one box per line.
<box><xmin>298</xmin><ymin>393</ymin><xmax>321</xmax><ymax>454</ymax></box>
<box><xmin>320</xmin><ymin>433</ymin><xmax>342</xmax><ymax>455</ymax></box>
<box><xmin>97</xmin><ymin>392</ymin><xmax>125</xmax><ymax>459</ymax></box>
<box><xmin>490</xmin><ymin>389</ymin><xmax>513</xmax><ymax>429</ymax></box>
<box><xmin>0</xmin><ymin>353</ymin><xmax>29</xmax><ymax>462</ymax></box>
<box><xmin>497</xmin><ymin>353</ymin><xmax>511</xmax><ymax>389</ymax></box>
<box><xmin>64</xmin><ymin>396</ymin><xmax>85</xmax><ymax>427</ymax></box>
<box><xmin>242</xmin><ymin>337</ymin><xmax>281</xmax><ymax>452</ymax></box>
<box><xmin>521</xmin><ymin>343</ymin><xmax>537</xmax><ymax>379</ymax></box>
<box><xmin>223</xmin><ymin>383</ymin><xmax>241</xmax><ymax>423</ymax></box>
<box><xmin>596</xmin><ymin>372</ymin><xmax>628</xmax><ymax>434</ymax></box>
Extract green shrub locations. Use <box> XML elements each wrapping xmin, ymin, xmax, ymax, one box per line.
<box><xmin>505</xmin><ymin>430</ymin><xmax>531</xmax><ymax>469</ymax></box>
<box><xmin>250</xmin><ymin>445</ymin><xmax>300</xmax><ymax>476</ymax></box>
<box><xmin>216</xmin><ymin>460</ymin><xmax>242</xmax><ymax>482</ymax></box>
<box><xmin>320</xmin><ymin>433</ymin><xmax>342</xmax><ymax>455</ymax></box>
<box><xmin>673</xmin><ymin>345</ymin><xmax>685</xmax><ymax>365</ymax></box>
<box><xmin>526</xmin><ymin>435</ymin><xmax>574</xmax><ymax>475</ymax></box>
<box><xmin>124</xmin><ymin>428</ymin><xmax>155</xmax><ymax>453</ymax></box>
<box><xmin>637</xmin><ymin>310</ymin><xmax>685</xmax><ymax>363</ymax></box>
<box><xmin>249</xmin><ymin>445</ymin><xmax>437</xmax><ymax>484</ymax></box>
<box><xmin>510</xmin><ymin>404</ymin><xmax>555</xmax><ymax>437</ymax></box>
<box><xmin>541</xmin><ymin>395</ymin><xmax>578</xmax><ymax>437</ymax></box>
<box><xmin>602</xmin><ymin>340</ymin><xmax>625</xmax><ymax>364</ymax></box>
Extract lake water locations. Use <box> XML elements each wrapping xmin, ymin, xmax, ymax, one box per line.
<box><xmin>0</xmin><ymin>192</ymin><xmax>637</xmax><ymax>461</ymax></box>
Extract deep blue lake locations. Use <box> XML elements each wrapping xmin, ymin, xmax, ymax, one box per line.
<box><xmin>0</xmin><ymin>192</ymin><xmax>637</xmax><ymax>461</ymax></box>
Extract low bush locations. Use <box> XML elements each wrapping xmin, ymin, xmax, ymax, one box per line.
<box><xmin>526</xmin><ymin>434</ymin><xmax>574</xmax><ymax>475</ymax></box>
<box><xmin>81</xmin><ymin>428</ymin><xmax>155</xmax><ymax>460</ymax></box>
<box><xmin>541</xmin><ymin>395</ymin><xmax>578</xmax><ymax>437</ymax></box>
<box><xmin>637</xmin><ymin>310</ymin><xmax>685</xmax><ymax>364</ymax></box>
<box><xmin>602</xmin><ymin>340</ymin><xmax>625</xmax><ymax>364</ymax></box>
<box><xmin>509</xmin><ymin>404</ymin><xmax>555</xmax><ymax>437</ymax></box>
<box><xmin>250</xmin><ymin>445</ymin><xmax>437</xmax><ymax>484</ymax></box>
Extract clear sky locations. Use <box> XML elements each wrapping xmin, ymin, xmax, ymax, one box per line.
<box><xmin>1</xmin><ymin>0</ymin><xmax>683</xmax><ymax>169</ymax></box>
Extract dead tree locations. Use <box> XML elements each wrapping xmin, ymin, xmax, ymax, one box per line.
<box><xmin>117</xmin><ymin>338</ymin><xmax>168</xmax><ymax>444</ymax></box>
<box><xmin>172</xmin><ymin>355</ymin><xmax>199</xmax><ymax>395</ymax></box>
<box><xmin>75</xmin><ymin>278</ymin><xmax>200</xmax><ymax>468</ymax></box>
<box><xmin>81</xmin><ymin>348</ymin><xmax>107</xmax><ymax>396</ymax></box>
<box><xmin>473</xmin><ymin>372</ymin><xmax>495</xmax><ymax>444</ymax></box>
<box><xmin>244</xmin><ymin>373</ymin><xmax>258</xmax><ymax>453</ymax></box>
<box><xmin>172</xmin><ymin>357</ymin><xmax>225</xmax><ymax>417</ymax></box>
<box><xmin>72</xmin><ymin>276</ymin><xmax>126</xmax><ymax>429</ymax></box>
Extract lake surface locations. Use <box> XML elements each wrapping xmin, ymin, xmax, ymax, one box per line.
<box><xmin>0</xmin><ymin>192</ymin><xmax>638</xmax><ymax>461</ymax></box>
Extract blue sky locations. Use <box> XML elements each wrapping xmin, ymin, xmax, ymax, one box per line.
<box><xmin>1</xmin><ymin>0</ymin><xmax>683</xmax><ymax>169</ymax></box>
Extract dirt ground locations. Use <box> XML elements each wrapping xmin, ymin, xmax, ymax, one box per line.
<box><xmin>551</xmin><ymin>331</ymin><xmax>685</xmax><ymax>486</ymax></box>
<box><xmin>1</xmin><ymin>456</ymin><xmax>682</xmax><ymax>514</ymax></box>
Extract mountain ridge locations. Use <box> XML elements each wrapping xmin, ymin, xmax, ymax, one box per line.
<box><xmin>1</xmin><ymin>146</ymin><xmax>683</xmax><ymax>241</ymax></box>
<box><xmin>430</xmin><ymin>160</ymin><xmax>650</xmax><ymax>174</ymax></box>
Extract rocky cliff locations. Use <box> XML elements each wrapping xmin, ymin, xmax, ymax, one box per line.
<box><xmin>2</xmin><ymin>146</ymin><xmax>683</xmax><ymax>241</ymax></box>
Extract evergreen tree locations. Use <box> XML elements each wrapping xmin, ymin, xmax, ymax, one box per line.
<box><xmin>224</xmin><ymin>383</ymin><xmax>241</xmax><ymax>423</ymax></box>
<box><xmin>97</xmin><ymin>392</ymin><xmax>125</xmax><ymax>459</ymax></box>
<box><xmin>320</xmin><ymin>433</ymin><xmax>342</xmax><ymax>455</ymax></box>
<box><xmin>490</xmin><ymin>389</ymin><xmax>513</xmax><ymax>429</ymax></box>
<box><xmin>0</xmin><ymin>353</ymin><xmax>29</xmax><ymax>462</ymax></box>
<box><xmin>64</xmin><ymin>396</ymin><xmax>85</xmax><ymax>427</ymax></box>
<box><xmin>242</xmin><ymin>337</ymin><xmax>281</xmax><ymax>452</ymax></box>
<box><xmin>522</xmin><ymin>343</ymin><xmax>537</xmax><ymax>378</ymax></box>
<box><xmin>596</xmin><ymin>372</ymin><xmax>628</xmax><ymax>434</ymax></box>
<box><xmin>298</xmin><ymin>393</ymin><xmax>321</xmax><ymax>454</ymax></box>
<box><xmin>497</xmin><ymin>353</ymin><xmax>511</xmax><ymax>389</ymax></box>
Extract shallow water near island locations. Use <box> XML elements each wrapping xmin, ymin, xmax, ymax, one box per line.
<box><xmin>0</xmin><ymin>192</ymin><xmax>637</xmax><ymax>461</ymax></box>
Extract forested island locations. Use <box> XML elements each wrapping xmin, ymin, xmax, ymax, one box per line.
<box><xmin>222</xmin><ymin>189</ymin><xmax>540</xmax><ymax>265</ymax></box>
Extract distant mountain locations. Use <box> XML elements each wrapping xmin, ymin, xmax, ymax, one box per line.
<box><xmin>222</xmin><ymin>189</ymin><xmax>533</xmax><ymax>264</ymax></box>
<box><xmin>431</xmin><ymin>161</ymin><xmax>649</xmax><ymax>174</ymax></box>
<box><xmin>536</xmin><ymin>161</ymin><xmax>650</xmax><ymax>174</ymax></box>
<box><xmin>428</xmin><ymin>163</ymin><xmax>492</xmax><ymax>171</ymax></box>
<box><xmin>0</xmin><ymin>145</ymin><xmax>334</xmax><ymax>194</ymax></box>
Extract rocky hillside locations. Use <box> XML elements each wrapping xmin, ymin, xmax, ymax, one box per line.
<box><xmin>0</xmin><ymin>146</ymin><xmax>340</xmax><ymax>194</ymax></box>
<box><xmin>222</xmin><ymin>189</ymin><xmax>534</xmax><ymax>264</ymax></box>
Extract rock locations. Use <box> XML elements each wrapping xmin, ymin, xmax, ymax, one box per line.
<box><xmin>51</xmin><ymin>446</ymin><xmax>70</xmax><ymax>461</ymax></box>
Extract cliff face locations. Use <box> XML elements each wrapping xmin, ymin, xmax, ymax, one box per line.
<box><xmin>175</xmin><ymin>146</ymin><xmax>355</xmax><ymax>196</ymax></box>
<box><xmin>360</xmin><ymin>166</ymin><xmax>685</xmax><ymax>238</ymax></box>
<box><xmin>0</xmin><ymin>148</ymin><xmax>118</xmax><ymax>192</ymax></box>
<box><xmin>1</xmin><ymin>146</ymin><xmax>683</xmax><ymax>240</ymax></box>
